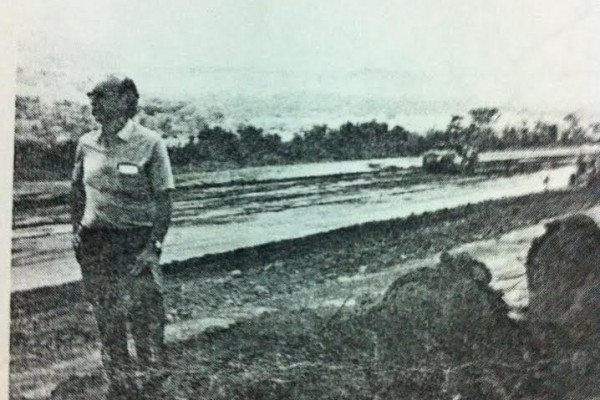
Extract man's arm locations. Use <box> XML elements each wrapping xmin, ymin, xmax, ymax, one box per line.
<box><xmin>134</xmin><ymin>136</ymin><xmax>175</xmax><ymax>270</ymax></box>
<box><xmin>131</xmin><ymin>190</ymin><xmax>172</xmax><ymax>276</ymax></box>
<box><xmin>130</xmin><ymin>152</ymin><xmax>174</xmax><ymax>275</ymax></box>
<box><xmin>147</xmin><ymin>137</ymin><xmax>175</xmax><ymax>248</ymax></box>
<box><xmin>71</xmin><ymin>142</ymin><xmax>85</xmax><ymax>233</ymax></box>
<box><xmin>71</xmin><ymin>181</ymin><xmax>85</xmax><ymax>232</ymax></box>
<box><xmin>148</xmin><ymin>190</ymin><xmax>173</xmax><ymax>246</ymax></box>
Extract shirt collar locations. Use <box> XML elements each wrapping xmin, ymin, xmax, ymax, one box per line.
<box><xmin>116</xmin><ymin>119</ymin><xmax>135</xmax><ymax>141</ymax></box>
<box><xmin>97</xmin><ymin>119</ymin><xmax>135</xmax><ymax>143</ymax></box>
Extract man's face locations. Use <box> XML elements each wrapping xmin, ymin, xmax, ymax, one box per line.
<box><xmin>88</xmin><ymin>82</ymin><xmax>128</xmax><ymax>125</ymax></box>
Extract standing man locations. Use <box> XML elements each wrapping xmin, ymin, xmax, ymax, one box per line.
<box><xmin>71</xmin><ymin>76</ymin><xmax>175</xmax><ymax>399</ymax></box>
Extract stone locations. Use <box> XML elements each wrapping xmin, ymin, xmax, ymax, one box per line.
<box><xmin>366</xmin><ymin>253</ymin><xmax>519</xmax><ymax>399</ymax></box>
<box><xmin>254</xmin><ymin>285</ymin><xmax>270</xmax><ymax>297</ymax></box>
<box><xmin>229</xmin><ymin>269</ymin><xmax>242</xmax><ymax>278</ymax></box>
<box><xmin>263</xmin><ymin>260</ymin><xmax>284</xmax><ymax>272</ymax></box>
<box><xmin>526</xmin><ymin>214</ymin><xmax>600</xmax><ymax>347</ymax></box>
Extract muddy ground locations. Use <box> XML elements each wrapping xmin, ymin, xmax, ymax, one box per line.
<box><xmin>10</xmin><ymin>188</ymin><xmax>600</xmax><ymax>399</ymax></box>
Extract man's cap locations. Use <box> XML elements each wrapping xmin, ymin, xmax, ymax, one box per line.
<box><xmin>87</xmin><ymin>76</ymin><xmax>139</xmax><ymax>99</ymax></box>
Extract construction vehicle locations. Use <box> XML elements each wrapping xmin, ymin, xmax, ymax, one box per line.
<box><xmin>422</xmin><ymin>145</ymin><xmax>478</xmax><ymax>174</ymax></box>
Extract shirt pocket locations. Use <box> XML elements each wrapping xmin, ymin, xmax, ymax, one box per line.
<box><xmin>116</xmin><ymin>162</ymin><xmax>144</xmax><ymax>195</ymax></box>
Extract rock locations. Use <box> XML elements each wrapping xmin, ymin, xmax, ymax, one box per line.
<box><xmin>525</xmin><ymin>214</ymin><xmax>600</xmax><ymax>399</ymax></box>
<box><xmin>166</xmin><ymin>309</ymin><xmax>179</xmax><ymax>323</ymax></box>
<box><xmin>229</xmin><ymin>269</ymin><xmax>242</xmax><ymax>278</ymax></box>
<box><xmin>215</xmin><ymin>276</ymin><xmax>232</xmax><ymax>285</ymax></box>
<box><xmin>526</xmin><ymin>214</ymin><xmax>600</xmax><ymax>347</ymax></box>
<box><xmin>254</xmin><ymin>285</ymin><xmax>270</xmax><ymax>297</ymax></box>
<box><xmin>367</xmin><ymin>253</ymin><xmax>519</xmax><ymax>399</ymax></box>
<box><xmin>263</xmin><ymin>260</ymin><xmax>284</xmax><ymax>272</ymax></box>
<box><xmin>358</xmin><ymin>265</ymin><xmax>368</xmax><ymax>274</ymax></box>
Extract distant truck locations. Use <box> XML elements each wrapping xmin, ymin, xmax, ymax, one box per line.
<box><xmin>422</xmin><ymin>146</ymin><xmax>478</xmax><ymax>174</ymax></box>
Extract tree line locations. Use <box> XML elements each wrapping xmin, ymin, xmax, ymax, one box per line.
<box><xmin>13</xmin><ymin>96</ymin><xmax>599</xmax><ymax>180</ymax></box>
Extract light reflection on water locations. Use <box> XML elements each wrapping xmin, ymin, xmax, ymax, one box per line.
<box><xmin>175</xmin><ymin>144</ymin><xmax>600</xmax><ymax>187</ymax></box>
<box><xmin>163</xmin><ymin>166</ymin><xmax>575</xmax><ymax>263</ymax></box>
<box><xmin>11</xmin><ymin>163</ymin><xmax>575</xmax><ymax>291</ymax></box>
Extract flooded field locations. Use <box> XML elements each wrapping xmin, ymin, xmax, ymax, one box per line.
<box><xmin>12</xmin><ymin>155</ymin><xmax>577</xmax><ymax>292</ymax></box>
<box><xmin>13</xmin><ymin>143</ymin><xmax>593</xmax><ymax>293</ymax></box>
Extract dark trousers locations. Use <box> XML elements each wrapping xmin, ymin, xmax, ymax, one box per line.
<box><xmin>75</xmin><ymin>227</ymin><xmax>166</xmax><ymax>391</ymax></box>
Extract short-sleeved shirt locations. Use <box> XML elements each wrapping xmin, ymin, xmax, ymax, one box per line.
<box><xmin>72</xmin><ymin>119</ymin><xmax>175</xmax><ymax>229</ymax></box>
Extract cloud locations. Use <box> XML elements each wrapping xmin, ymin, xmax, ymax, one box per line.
<box><xmin>15</xmin><ymin>0</ymin><xmax>600</xmax><ymax>115</ymax></box>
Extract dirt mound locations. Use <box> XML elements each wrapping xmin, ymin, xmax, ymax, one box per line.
<box><xmin>525</xmin><ymin>214</ymin><xmax>600</xmax><ymax>398</ymax></box>
<box><xmin>526</xmin><ymin>214</ymin><xmax>600</xmax><ymax>346</ymax></box>
<box><xmin>366</xmin><ymin>253</ymin><xmax>527</xmax><ymax>399</ymax></box>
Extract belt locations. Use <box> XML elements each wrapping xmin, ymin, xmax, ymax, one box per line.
<box><xmin>79</xmin><ymin>225</ymin><xmax>152</xmax><ymax>235</ymax></box>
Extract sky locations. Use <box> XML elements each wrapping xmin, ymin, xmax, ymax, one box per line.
<box><xmin>14</xmin><ymin>0</ymin><xmax>600</xmax><ymax>131</ymax></box>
